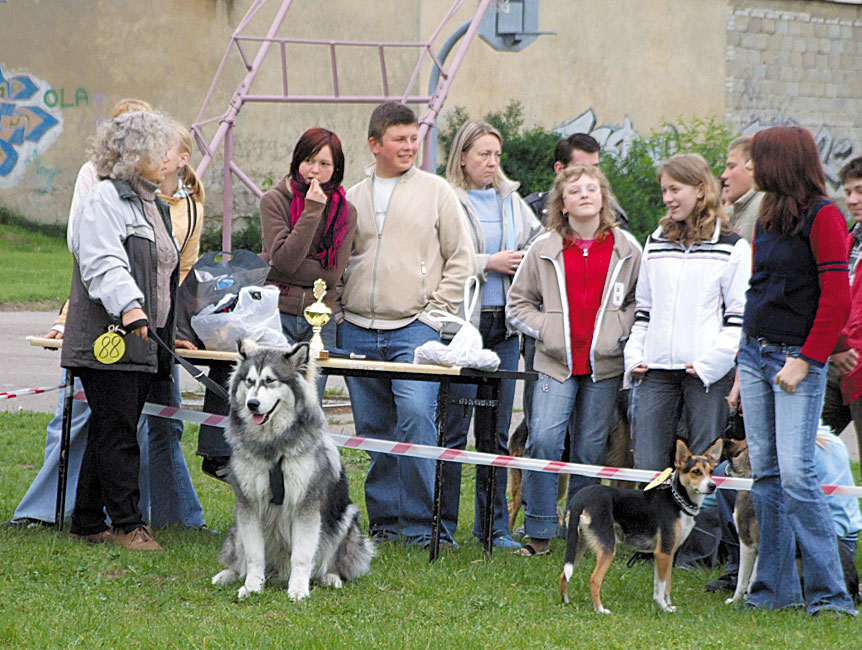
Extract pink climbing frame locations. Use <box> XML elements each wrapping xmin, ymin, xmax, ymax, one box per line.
<box><xmin>192</xmin><ymin>0</ymin><xmax>494</xmax><ymax>251</ymax></box>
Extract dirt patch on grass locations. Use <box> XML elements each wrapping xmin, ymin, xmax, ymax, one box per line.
<box><xmin>0</xmin><ymin>299</ymin><xmax>64</xmax><ymax>312</ymax></box>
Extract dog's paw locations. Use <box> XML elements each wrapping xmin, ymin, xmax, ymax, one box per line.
<box><xmin>211</xmin><ymin>569</ymin><xmax>238</xmax><ymax>586</ymax></box>
<box><xmin>595</xmin><ymin>606</ymin><xmax>612</xmax><ymax>615</ymax></box>
<box><xmin>319</xmin><ymin>573</ymin><xmax>343</xmax><ymax>589</ymax></box>
<box><xmin>660</xmin><ymin>603</ymin><xmax>677</xmax><ymax>613</ymax></box>
<box><xmin>288</xmin><ymin>583</ymin><xmax>311</xmax><ymax>602</ymax></box>
<box><xmin>238</xmin><ymin>575</ymin><xmax>265</xmax><ymax>599</ymax></box>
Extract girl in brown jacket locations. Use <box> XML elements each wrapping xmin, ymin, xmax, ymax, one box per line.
<box><xmin>506</xmin><ymin>165</ymin><xmax>641</xmax><ymax>555</ymax></box>
<box><xmin>259</xmin><ymin>128</ymin><xmax>358</xmax><ymax>400</ymax></box>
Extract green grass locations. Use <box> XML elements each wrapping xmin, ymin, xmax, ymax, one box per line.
<box><xmin>0</xmin><ymin>223</ymin><xmax>72</xmax><ymax>308</ymax></box>
<box><xmin>2</xmin><ymin>410</ymin><xmax>860</xmax><ymax>649</ymax></box>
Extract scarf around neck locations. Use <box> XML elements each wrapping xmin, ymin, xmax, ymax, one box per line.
<box><xmin>288</xmin><ymin>175</ymin><xmax>348</xmax><ymax>270</ymax></box>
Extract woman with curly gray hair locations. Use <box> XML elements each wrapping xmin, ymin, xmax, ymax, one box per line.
<box><xmin>61</xmin><ymin>110</ymin><xmax>177</xmax><ymax>551</ymax></box>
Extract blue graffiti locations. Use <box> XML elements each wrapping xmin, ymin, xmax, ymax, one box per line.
<box><xmin>0</xmin><ymin>67</ymin><xmax>60</xmax><ymax>177</ymax></box>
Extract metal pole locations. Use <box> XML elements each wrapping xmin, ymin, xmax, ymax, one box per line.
<box><xmin>222</xmin><ymin>124</ymin><xmax>234</xmax><ymax>252</ymax></box>
<box><xmin>55</xmin><ymin>369</ymin><xmax>75</xmax><ymax>531</ymax></box>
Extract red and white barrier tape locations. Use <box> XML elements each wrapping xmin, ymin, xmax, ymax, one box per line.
<box><xmin>54</xmin><ymin>390</ymin><xmax>861</xmax><ymax>498</ymax></box>
<box><xmin>1</xmin><ymin>384</ymin><xmax>63</xmax><ymax>400</ymax></box>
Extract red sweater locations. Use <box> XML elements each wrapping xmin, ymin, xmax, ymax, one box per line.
<box><xmin>563</xmin><ymin>233</ymin><xmax>614</xmax><ymax>375</ymax></box>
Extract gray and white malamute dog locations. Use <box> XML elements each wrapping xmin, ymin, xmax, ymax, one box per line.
<box><xmin>211</xmin><ymin>340</ymin><xmax>374</xmax><ymax>601</ymax></box>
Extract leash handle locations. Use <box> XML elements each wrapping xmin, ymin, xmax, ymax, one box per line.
<box><xmin>148</xmin><ymin>329</ymin><xmax>230</xmax><ymax>401</ymax></box>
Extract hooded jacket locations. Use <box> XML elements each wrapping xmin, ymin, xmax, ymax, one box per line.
<box><xmin>507</xmin><ymin>226</ymin><xmax>642</xmax><ymax>383</ymax></box>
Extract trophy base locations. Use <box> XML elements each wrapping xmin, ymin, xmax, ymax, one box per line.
<box><xmin>312</xmin><ymin>349</ymin><xmax>329</xmax><ymax>361</ymax></box>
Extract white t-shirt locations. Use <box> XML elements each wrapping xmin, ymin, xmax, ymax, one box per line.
<box><xmin>372</xmin><ymin>174</ymin><xmax>399</xmax><ymax>234</ymax></box>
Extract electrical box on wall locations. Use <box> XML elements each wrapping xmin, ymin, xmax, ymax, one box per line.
<box><xmin>478</xmin><ymin>0</ymin><xmax>551</xmax><ymax>52</ymax></box>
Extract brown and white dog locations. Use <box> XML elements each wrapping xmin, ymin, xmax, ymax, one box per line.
<box><xmin>560</xmin><ymin>439</ymin><xmax>723</xmax><ymax>613</ymax></box>
<box><xmin>722</xmin><ymin>439</ymin><xmax>759</xmax><ymax>605</ymax></box>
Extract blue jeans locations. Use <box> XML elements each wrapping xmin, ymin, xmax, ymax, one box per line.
<box><xmin>337</xmin><ymin>319</ymin><xmax>443</xmax><ymax>545</ymax></box>
<box><xmin>738</xmin><ymin>336</ymin><xmax>856</xmax><ymax>615</ymax></box>
<box><xmin>13</xmin><ymin>372</ymin><xmax>91</xmax><ymax>523</ymax></box>
<box><xmin>630</xmin><ymin>369</ymin><xmax>733</xmax><ymax>470</ymax></box>
<box><xmin>441</xmin><ymin>311</ymin><xmax>518</xmax><ymax>540</ymax></box>
<box><xmin>523</xmin><ymin>373</ymin><xmax>620</xmax><ymax>540</ymax></box>
<box><xmin>280</xmin><ymin>311</ymin><xmax>336</xmax><ymax>405</ymax></box>
<box><xmin>142</xmin><ymin>364</ymin><xmax>205</xmax><ymax>529</ymax></box>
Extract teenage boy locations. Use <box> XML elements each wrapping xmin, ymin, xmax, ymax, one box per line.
<box><xmin>822</xmin><ymin>156</ymin><xmax>862</xmax><ymax>459</ymax></box>
<box><xmin>720</xmin><ymin>136</ymin><xmax>762</xmax><ymax>243</ymax></box>
<box><xmin>706</xmin><ymin>136</ymin><xmax>764</xmax><ymax>593</ymax></box>
<box><xmin>339</xmin><ymin>102</ymin><xmax>475</xmax><ymax>547</ymax></box>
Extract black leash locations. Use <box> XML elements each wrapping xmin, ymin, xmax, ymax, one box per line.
<box><xmin>145</xmin><ymin>327</ymin><xmax>230</xmax><ymax>401</ymax></box>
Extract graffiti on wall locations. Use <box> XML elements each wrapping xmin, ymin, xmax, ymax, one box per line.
<box><xmin>0</xmin><ymin>65</ymin><xmax>64</xmax><ymax>188</ymax></box>
<box><xmin>740</xmin><ymin>114</ymin><xmax>854</xmax><ymax>189</ymax></box>
<box><xmin>555</xmin><ymin>108</ymin><xmax>855</xmax><ymax>191</ymax></box>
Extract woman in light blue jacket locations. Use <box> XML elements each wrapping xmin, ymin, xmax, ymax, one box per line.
<box><xmin>439</xmin><ymin>120</ymin><xmax>541</xmax><ymax>549</ymax></box>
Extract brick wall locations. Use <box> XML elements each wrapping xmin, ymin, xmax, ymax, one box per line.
<box><xmin>726</xmin><ymin>2</ymin><xmax>862</xmax><ymax>187</ymax></box>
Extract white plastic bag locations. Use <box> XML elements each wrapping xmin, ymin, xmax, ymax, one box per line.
<box><xmin>413</xmin><ymin>277</ymin><xmax>500</xmax><ymax>371</ymax></box>
<box><xmin>191</xmin><ymin>285</ymin><xmax>287</xmax><ymax>351</ymax></box>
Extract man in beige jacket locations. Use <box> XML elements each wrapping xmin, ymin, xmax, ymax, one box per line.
<box><xmin>720</xmin><ymin>136</ymin><xmax>762</xmax><ymax>244</ymax></box>
<box><xmin>338</xmin><ymin>102</ymin><xmax>475</xmax><ymax>547</ymax></box>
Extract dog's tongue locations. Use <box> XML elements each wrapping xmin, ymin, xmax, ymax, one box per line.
<box><xmin>252</xmin><ymin>413</ymin><xmax>266</xmax><ymax>425</ymax></box>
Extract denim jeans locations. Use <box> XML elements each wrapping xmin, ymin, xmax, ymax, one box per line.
<box><xmin>280</xmin><ymin>311</ymin><xmax>336</xmax><ymax>405</ymax></box>
<box><xmin>13</xmin><ymin>372</ymin><xmax>90</xmax><ymax>523</ymax></box>
<box><xmin>523</xmin><ymin>372</ymin><xmax>620</xmax><ymax>540</ymax></box>
<box><xmin>142</xmin><ymin>364</ymin><xmax>205</xmax><ymax>529</ymax></box>
<box><xmin>441</xmin><ymin>310</ymin><xmax>518</xmax><ymax>541</ymax></box>
<box><xmin>337</xmin><ymin>319</ymin><xmax>444</xmax><ymax>545</ymax></box>
<box><xmin>630</xmin><ymin>369</ymin><xmax>733</xmax><ymax>470</ymax></box>
<box><xmin>738</xmin><ymin>336</ymin><xmax>856</xmax><ymax>615</ymax></box>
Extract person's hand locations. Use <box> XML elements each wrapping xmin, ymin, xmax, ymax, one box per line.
<box><xmin>306</xmin><ymin>178</ymin><xmax>326</xmax><ymax>204</ymax></box>
<box><xmin>44</xmin><ymin>328</ymin><xmax>63</xmax><ymax>340</ymax></box>
<box><xmin>831</xmin><ymin>349</ymin><xmax>859</xmax><ymax>376</ymax></box>
<box><xmin>175</xmin><ymin>338</ymin><xmax>198</xmax><ymax>350</ymax></box>
<box><xmin>122</xmin><ymin>307</ymin><xmax>149</xmax><ymax>342</ymax></box>
<box><xmin>630</xmin><ymin>364</ymin><xmax>649</xmax><ymax>380</ymax></box>
<box><xmin>684</xmin><ymin>363</ymin><xmax>699</xmax><ymax>379</ymax></box>
<box><xmin>726</xmin><ymin>368</ymin><xmax>741</xmax><ymax>411</ymax></box>
<box><xmin>774</xmin><ymin>356</ymin><xmax>810</xmax><ymax>394</ymax></box>
<box><xmin>487</xmin><ymin>250</ymin><xmax>524</xmax><ymax>275</ymax></box>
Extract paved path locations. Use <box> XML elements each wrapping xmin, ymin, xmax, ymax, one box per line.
<box><xmin>2</xmin><ymin>311</ymin><xmax>857</xmax><ymax>463</ymax></box>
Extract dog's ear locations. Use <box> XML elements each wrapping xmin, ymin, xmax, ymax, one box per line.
<box><xmin>237</xmin><ymin>338</ymin><xmax>258</xmax><ymax>360</ymax></box>
<box><xmin>705</xmin><ymin>438</ymin><xmax>724</xmax><ymax>468</ymax></box>
<box><xmin>674</xmin><ymin>439</ymin><xmax>691</xmax><ymax>469</ymax></box>
<box><xmin>284</xmin><ymin>341</ymin><xmax>310</xmax><ymax>369</ymax></box>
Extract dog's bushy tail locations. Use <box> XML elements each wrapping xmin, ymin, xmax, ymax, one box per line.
<box><xmin>335</xmin><ymin>507</ymin><xmax>375</xmax><ymax>582</ymax></box>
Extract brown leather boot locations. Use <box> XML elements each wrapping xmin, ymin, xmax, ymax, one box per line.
<box><xmin>70</xmin><ymin>530</ymin><xmax>115</xmax><ymax>544</ymax></box>
<box><xmin>113</xmin><ymin>526</ymin><xmax>163</xmax><ymax>551</ymax></box>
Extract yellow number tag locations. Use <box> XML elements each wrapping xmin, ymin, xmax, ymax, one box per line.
<box><xmin>93</xmin><ymin>331</ymin><xmax>125</xmax><ymax>364</ymax></box>
<box><xmin>644</xmin><ymin>467</ymin><xmax>672</xmax><ymax>491</ymax></box>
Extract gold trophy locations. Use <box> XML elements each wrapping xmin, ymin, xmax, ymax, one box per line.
<box><xmin>304</xmin><ymin>278</ymin><xmax>332</xmax><ymax>360</ymax></box>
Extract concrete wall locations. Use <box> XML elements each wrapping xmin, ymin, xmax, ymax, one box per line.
<box><xmin>2</xmin><ymin>0</ymin><xmax>856</xmax><ymax>227</ymax></box>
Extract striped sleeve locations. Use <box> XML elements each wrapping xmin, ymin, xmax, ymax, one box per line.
<box><xmin>802</xmin><ymin>203</ymin><xmax>851</xmax><ymax>365</ymax></box>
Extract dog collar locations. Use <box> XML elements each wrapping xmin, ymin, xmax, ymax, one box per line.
<box><xmin>269</xmin><ymin>456</ymin><xmax>285</xmax><ymax>506</ymax></box>
<box><xmin>669</xmin><ymin>471</ymin><xmax>700</xmax><ymax>517</ymax></box>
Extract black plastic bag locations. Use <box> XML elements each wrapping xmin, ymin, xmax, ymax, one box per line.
<box><xmin>175</xmin><ymin>250</ymin><xmax>270</xmax><ymax>347</ymax></box>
